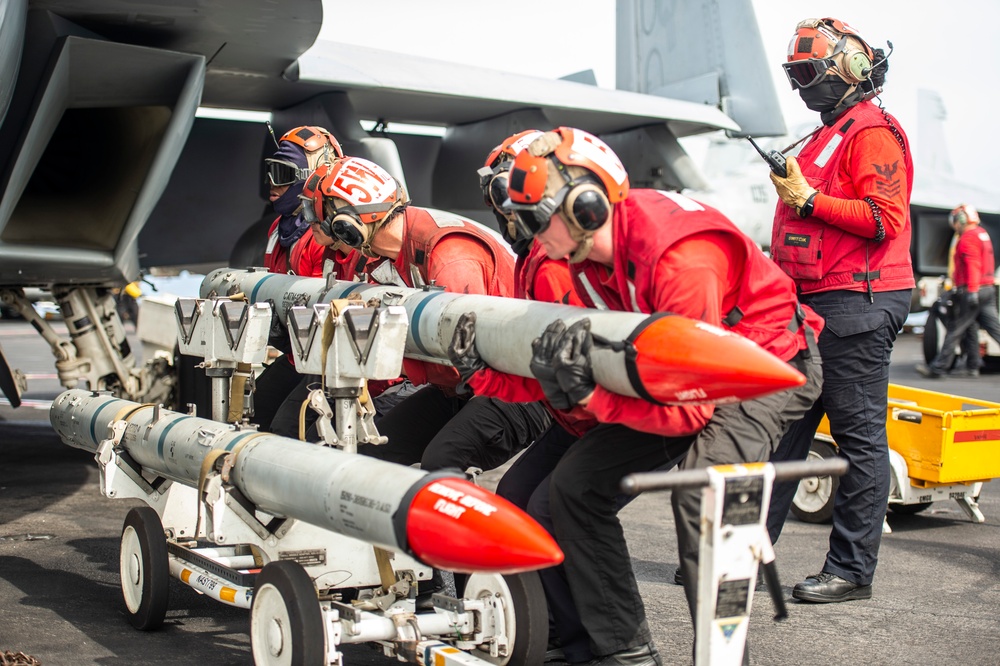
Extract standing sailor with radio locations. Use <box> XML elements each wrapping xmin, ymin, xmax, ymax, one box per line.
<box><xmin>765</xmin><ymin>17</ymin><xmax>915</xmax><ymax>603</ymax></box>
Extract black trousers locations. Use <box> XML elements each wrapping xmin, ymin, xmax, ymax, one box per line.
<box><xmin>498</xmin><ymin>423</ymin><xmax>682</xmax><ymax>663</ymax></box>
<box><xmin>249</xmin><ymin>354</ymin><xmax>303</xmax><ymax>434</ymax></box>
<box><xmin>359</xmin><ymin>385</ymin><xmax>551</xmax><ymax>473</ymax></box>
<box><xmin>539</xmin><ymin>423</ymin><xmax>692</xmax><ymax>659</ymax></box>
<box><xmin>674</xmin><ymin>344</ymin><xmax>823</xmax><ymax>630</ymax></box>
<box><xmin>931</xmin><ymin>285</ymin><xmax>1000</xmax><ymax>374</ymax></box>
<box><xmin>767</xmin><ymin>289</ymin><xmax>909</xmax><ymax>585</ymax></box>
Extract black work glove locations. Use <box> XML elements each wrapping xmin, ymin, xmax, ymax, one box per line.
<box><xmin>553</xmin><ymin>319</ymin><xmax>596</xmax><ymax>406</ymax></box>
<box><xmin>530</xmin><ymin>320</ymin><xmax>573</xmax><ymax>410</ymax></box>
<box><xmin>447</xmin><ymin>312</ymin><xmax>487</xmax><ymax>384</ymax></box>
<box><xmin>266</xmin><ymin>298</ymin><xmax>292</xmax><ymax>354</ymax></box>
<box><xmin>967</xmin><ymin>290</ymin><xmax>980</xmax><ymax>308</ymax></box>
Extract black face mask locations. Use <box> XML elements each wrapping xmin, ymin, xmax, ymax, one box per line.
<box><xmin>495</xmin><ymin>211</ymin><xmax>533</xmax><ymax>258</ymax></box>
<box><xmin>798</xmin><ymin>77</ymin><xmax>853</xmax><ymax>113</ymax></box>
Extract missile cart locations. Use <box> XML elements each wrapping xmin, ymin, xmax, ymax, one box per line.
<box><xmin>55</xmin><ymin>293</ymin><xmax>555</xmax><ymax>666</ymax></box>
<box><xmin>792</xmin><ymin>383</ymin><xmax>999</xmax><ymax>528</ymax></box>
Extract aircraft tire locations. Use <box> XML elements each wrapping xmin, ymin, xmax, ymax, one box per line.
<box><xmin>923</xmin><ymin>304</ymin><xmax>970</xmax><ymax>369</ymax></box>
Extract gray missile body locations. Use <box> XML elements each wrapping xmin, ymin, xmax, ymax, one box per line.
<box><xmin>49</xmin><ymin>389</ymin><xmax>562</xmax><ymax>573</ymax></box>
<box><xmin>200</xmin><ymin>268</ymin><xmax>805</xmax><ymax>406</ymax></box>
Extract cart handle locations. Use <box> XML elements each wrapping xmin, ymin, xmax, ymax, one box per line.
<box><xmin>621</xmin><ymin>458</ymin><xmax>849</xmax><ymax>494</ymax></box>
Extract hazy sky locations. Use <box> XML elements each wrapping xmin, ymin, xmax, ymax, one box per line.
<box><xmin>319</xmin><ymin>0</ymin><xmax>999</xmax><ymax>192</ymax></box>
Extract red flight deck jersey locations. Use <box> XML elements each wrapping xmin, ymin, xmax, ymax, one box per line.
<box><xmin>289</xmin><ymin>227</ymin><xmax>326</xmax><ymax>277</ymax></box>
<box><xmin>571</xmin><ymin>189</ymin><xmax>823</xmax><ymax>438</ymax></box>
<box><xmin>378</xmin><ymin>207</ymin><xmax>515</xmax><ymax>389</ymax></box>
<box><xmin>263</xmin><ymin>217</ymin><xmax>294</xmax><ymax>274</ymax></box>
<box><xmin>954</xmin><ymin>225</ymin><xmax>997</xmax><ymax>293</ymax></box>
<box><xmin>771</xmin><ymin>101</ymin><xmax>915</xmax><ymax>295</ymax></box>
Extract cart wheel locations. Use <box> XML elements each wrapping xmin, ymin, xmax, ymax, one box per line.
<box><xmin>888</xmin><ymin>502</ymin><xmax>933</xmax><ymax>515</ymax></box>
<box><xmin>790</xmin><ymin>440</ymin><xmax>840</xmax><ymax>524</ymax></box>
<box><xmin>251</xmin><ymin>560</ymin><xmax>324</xmax><ymax>666</ymax></box>
<box><xmin>463</xmin><ymin>571</ymin><xmax>547</xmax><ymax>665</ymax></box>
<box><xmin>120</xmin><ymin>506</ymin><xmax>170</xmax><ymax>630</ymax></box>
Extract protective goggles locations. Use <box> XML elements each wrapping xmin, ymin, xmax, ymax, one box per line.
<box><xmin>264</xmin><ymin>158</ymin><xmax>310</xmax><ymax>187</ymax></box>
<box><xmin>298</xmin><ymin>194</ymin><xmax>320</xmax><ymax>224</ymax></box>
<box><xmin>505</xmin><ymin>176</ymin><xmax>609</xmax><ymax>239</ymax></box>
<box><xmin>477</xmin><ymin>164</ymin><xmax>511</xmax><ymax>212</ymax></box>
<box><xmin>504</xmin><ymin>185</ymin><xmax>569</xmax><ymax>239</ymax></box>
<box><xmin>781</xmin><ymin>57</ymin><xmax>841</xmax><ymax>89</ymax></box>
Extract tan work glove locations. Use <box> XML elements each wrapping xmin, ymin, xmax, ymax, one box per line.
<box><xmin>770</xmin><ymin>155</ymin><xmax>817</xmax><ymax>215</ymax></box>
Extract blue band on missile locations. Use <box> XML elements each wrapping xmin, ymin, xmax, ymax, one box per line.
<box><xmin>409</xmin><ymin>291</ymin><xmax>448</xmax><ymax>357</ymax></box>
<box><xmin>625</xmin><ymin>313</ymin><xmax>674</xmax><ymax>407</ymax></box>
<box><xmin>249</xmin><ymin>274</ymin><xmax>277</xmax><ymax>304</ymax></box>
<box><xmin>393</xmin><ymin>470</ymin><xmax>464</xmax><ymax>554</ymax></box>
<box><xmin>157</xmin><ymin>416</ymin><xmax>191</xmax><ymax>461</ymax></box>
<box><xmin>225</xmin><ymin>431</ymin><xmax>261</xmax><ymax>451</ymax></box>
<box><xmin>89</xmin><ymin>399</ymin><xmax>119</xmax><ymax>444</ymax></box>
<box><xmin>332</xmin><ymin>282</ymin><xmax>369</xmax><ymax>299</ymax></box>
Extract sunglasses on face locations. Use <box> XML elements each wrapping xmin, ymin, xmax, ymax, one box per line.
<box><xmin>264</xmin><ymin>158</ymin><xmax>310</xmax><ymax>187</ymax></box>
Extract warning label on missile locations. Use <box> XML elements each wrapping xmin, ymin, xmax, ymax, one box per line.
<box><xmin>426</xmin><ymin>482</ymin><xmax>498</xmax><ymax>518</ymax></box>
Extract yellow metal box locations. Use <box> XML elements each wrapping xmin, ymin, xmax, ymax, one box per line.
<box><xmin>817</xmin><ymin>383</ymin><xmax>1000</xmax><ymax>485</ymax></box>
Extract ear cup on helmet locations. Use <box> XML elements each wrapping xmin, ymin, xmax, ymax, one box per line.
<box><xmin>564</xmin><ymin>182</ymin><xmax>611</xmax><ymax>232</ymax></box>
<box><xmin>846</xmin><ymin>50</ymin><xmax>872</xmax><ymax>82</ymax></box>
<box><xmin>327</xmin><ymin>212</ymin><xmax>369</xmax><ymax>248</ymax></box>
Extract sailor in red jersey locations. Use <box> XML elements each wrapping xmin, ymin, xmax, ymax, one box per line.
<box><xmin>500</xmin><ymin>127</ymin><xmax>823</xmax><ymax>665</ymax></box>
<box><xmin>441</xmin><ymin>130</ymin><xmax>604</xmax><ymax>663</ymax></box>
<box><xmin>302</xmin><ymin>156</ymin><xmax>549</xmax><ymax>476</ymax></box>
<box><xmin>920</xmin><ymin>204</ymin><xmax>1000</xmax><ymax>377</ymax></box>
<box><xmin>765</xmin><ymin>18</ymin><xmax>914</xmax><ymax>604</ymax></box>
<box><xmin>262</xmin><ymin>126</ymin><xmax>343</xmax><ymax>275</ymax></box>
<box><xmin>252</xmin><ymin>126</ymin><xmax>343</xmax><ymax>434</ymax></box>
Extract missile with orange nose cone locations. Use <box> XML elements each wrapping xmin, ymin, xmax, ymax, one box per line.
<box><xmin>202</xmin><ymin>268</ymin><xmax>804</xmax><ymax>404</ymax></box>
<box><xmin>49</xmin><ymin>389</ymin><xmax>563</xmax><ymax>574</ymax></box>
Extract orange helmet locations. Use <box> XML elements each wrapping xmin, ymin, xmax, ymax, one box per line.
<box><xmin>782</xmin><ymin>18</ymin><xmax>875</xmax><ymax>89</ymax></box>
<box><xmin>479</xmin><ymin>130</ymin><xmax>545</xmax><ymax>213</ymax></box>
<box><xmin>304</xmin><ymin>157</ymin><xmax>408</xmax><ymax>250</ymax></box>
<box><xmin>949</xmin><ymin>204</ymin><xmax>980</xmax><ymax>228</ymax></box>
<box><xmin>265</xmin><ymin>125</ymin><xmax>344</xmax><ymax>187</ymax></box>
<box><xmin>505</xmin><ymin>127</ymin><xmax>628</xmax><ymax>238</ymax></box>
<box><xmin>278</xmin><ymin>126</ymin><xmax>344</xmax><ymax>157</ymax></box>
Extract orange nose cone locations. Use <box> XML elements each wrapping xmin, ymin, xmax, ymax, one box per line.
<box><xmin>406</xmin><ymin>478</ymin><xmax>564</xmax><ymax>574</ymax></box>
<box><xmin>632</xmin><ymin>316</ymin><xmax>806</xmax><ymax>404</ymax></box>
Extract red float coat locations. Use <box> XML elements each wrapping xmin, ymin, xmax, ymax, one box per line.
<box><xmin>375</xmin><ymin>207</ymin><xmax>515</xmax><ymax>389</ymax></box>
<box><xmin>468</xmin><ymin>242</ymin><xmax>598</xmax><ymax>436</ymax></box>
<box><xmin>953</xmin><ymin>225</ymin><xmax>997</xmax><ymax>292</ymax></box>
<box><xmin>289</xmin><ymin>228</ymin><xmax>327</xmax><ymax>277</ymax></box>
<box><xmin>571</xmin><ymin>189</ymin><xmax>823</xmax><ymax>437</ymax></box>
<box><xmin>771</xmin><ymin>101</ymin><xmax>915</xmax><ymax>295</ymax></box>
<box><xmin>264</xmin><ymin>217</ymin><xmax>297</xmax><ymax>274</ymax></box>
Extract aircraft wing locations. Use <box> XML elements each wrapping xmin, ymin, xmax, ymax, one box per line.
<box><xmin>292</xmin><ymin>41</ymin><xmax>739</xmax><ymax>137</ymax></box>
<box><xmin>1</xmin><ymin>0</ymin><xmax>750</xmax><ymax>288</ymax></box>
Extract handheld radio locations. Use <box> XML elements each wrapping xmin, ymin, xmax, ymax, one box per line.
<box><xmin>746</xmin><ymin>137</ymin><xmax>787</xmax><ymax>178</ymax></box>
